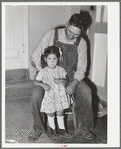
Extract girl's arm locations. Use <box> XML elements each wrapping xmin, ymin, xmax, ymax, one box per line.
<box><xmin>33</xmin><ymin>80</ymin><xmax>51</xmax><ymax>91</ymax></box>
<box><xmin>54</xmin><ymin>76</ymin><xmax>69</xmax><ymax>85</ymax></box>
<box><xmin>33</xmin><ymin>80</ymin><xmax>44</xmax><ymax>87</ymax></box>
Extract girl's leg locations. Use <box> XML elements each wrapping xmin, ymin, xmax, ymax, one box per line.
<box><xmin>47</xmin><ymin>112</ymin><xmax>58</xmax><ymax>136</ymax></box>
<box><xmin>57</xmin><ymin>110</ymin><xmax>65</xmax><ymax>129</ymax></box>
<box><xmin>57</xmin><ymin>110</ymin><xmax>73</xmax><ymax>138</ymax></box>
<box><xmin>48</xmin><ymin>112</ymin><xmax>55</xmax><ymax>130</ymax></box>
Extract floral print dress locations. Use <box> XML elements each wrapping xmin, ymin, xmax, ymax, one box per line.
<box><xmin>36</xmin><ymin>66</ymin><xmax>72</xmax><ymax>114</ymax></box>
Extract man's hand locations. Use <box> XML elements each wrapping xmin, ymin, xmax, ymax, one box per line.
<box><xmin>66</xmin><ymin>79</ymin><xmax>79</xmax><ymax>95</ymax></box>
<box><xmin>42</xmin><ymin>84</ymin><xmax>51</xmax><ymax>91</ymax></box>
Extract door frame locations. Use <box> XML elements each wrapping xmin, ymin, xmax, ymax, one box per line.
<box><xmin>4</xmin><ymin>5</ymin><xmax>29</xmax><ymax>70</ymax></box>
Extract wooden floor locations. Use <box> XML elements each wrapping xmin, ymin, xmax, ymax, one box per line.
<box><xmin>5</xmin><ymin>97</ymin><xmax>107</xmax><ymax>144</ymax></box>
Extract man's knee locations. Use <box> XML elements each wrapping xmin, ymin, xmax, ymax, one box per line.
<box><xmin>77</xmin><ymin>81</ymin><xmax>92</xmax><ymax>94</ymax></box>
<box><xmin>32</xmin><ymin>85</ymin><xmax>45</xmax><ymax>101</ymax></box>
<box><xmin>75</xmin><ymin>81</ymin><xmax>92</xmax><ymax>103</ymax></box>
<box><xmin>84</xmin><ymin>85</ymin><xmax>92</xmax><ymax>95</ymax></box>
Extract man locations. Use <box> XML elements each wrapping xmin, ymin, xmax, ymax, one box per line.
<box><xmin>28</xmin><ymin>10</ymin><xmax>96</xmax><ymax>141</ymax></box>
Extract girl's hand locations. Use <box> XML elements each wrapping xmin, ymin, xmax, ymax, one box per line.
<box><xmin>54</xmin><ymin>78</ymin><xmax>66</xmax><ymax>87</ymax></box>
<box><xmin>54</xmin><ymin>78</ymin><xmax>63</xmax><ymax>85</ymax></box>
<box><xmin>60</xmin><ymin>83</ymin><xmax>66</xmax><ymax>88</ymax></box>
<box><xmin>42</xmin><ymin>84</ymin><xmax>51</xmax><ymax>91</ymax></box>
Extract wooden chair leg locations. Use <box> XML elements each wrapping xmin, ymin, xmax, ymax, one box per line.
<box><xmin>72</xmin><ymin>101</ymin><xmax>77</xmax><ymax>129</ymax></box>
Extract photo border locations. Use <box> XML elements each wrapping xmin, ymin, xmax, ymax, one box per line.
<box><xmin>1</xmin><ymin>1</ymin><xmax>120</xmax><ymax>148</ymax></box>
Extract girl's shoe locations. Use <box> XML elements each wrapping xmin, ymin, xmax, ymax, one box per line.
<box><xmin>58</xmin><ymin>129</ymin><xmax>73</xmax><ymax>138</ymax></box>
<box><xmin>47</xmin><ymin>126</ymin><xmax>58</xmax><ymax>137</ymax></box>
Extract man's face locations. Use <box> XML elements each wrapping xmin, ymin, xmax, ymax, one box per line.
<box><xmin>65</xmin><ymin>24</ymin><xmax>81</xmax><ymax>40</ymax></box>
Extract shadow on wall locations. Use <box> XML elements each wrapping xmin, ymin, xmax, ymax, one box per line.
<box><xmin>81</xmin><ymin>30</ymin><xmax>99</xmax><ymax>127</ymax></box>
<box><xmin>80</xmin><ymin>11</ymin><xmax>99</xmax><ymax>127</ymax></box>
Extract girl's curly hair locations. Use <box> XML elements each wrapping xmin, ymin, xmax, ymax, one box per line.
<box><xmin>41</xmin><ymin>46</ymin><xmax>60</xmax><ymax>68</ymax></box>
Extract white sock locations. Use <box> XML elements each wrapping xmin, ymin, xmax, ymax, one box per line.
<box><xmin>47</xmin><ymin>115</ymin><xmax>55</xmax><ymax>130</ymax></box>
<box><xmin>57</xmin><ymin>116</ymin><xmax>65</xmax><ymax>130</ymax></box>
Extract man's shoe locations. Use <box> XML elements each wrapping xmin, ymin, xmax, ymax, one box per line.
<box><xmin>79</xmin><ymin>128</ymin><xmax>96</xmax><ymax>141</ymax></box>
<box><xmin>58</xmin><ymin>129</ymin><xmax>73</xmax><ymax>138</ymax></box>
<box><xmin>28</xmin><ymin>130</ymin><xmax>42</xmax><ymax>142</ymax></box>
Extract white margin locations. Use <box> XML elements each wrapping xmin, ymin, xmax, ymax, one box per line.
<box><xmin>2</xmin><ymin>1</ymin><xmax>120</xmax><ymax>148</ymax></box>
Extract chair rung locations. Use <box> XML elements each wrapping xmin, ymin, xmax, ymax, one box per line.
<box><xmin>65</xmin><ymin>112</ymin><xmax>73</xmax><ymax>114</ymax></box>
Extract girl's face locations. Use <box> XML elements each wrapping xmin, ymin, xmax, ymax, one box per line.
<box><xmin>44</xmin><ymin>54</ymin><xmax>58</xmax><ymax>69</ymax></box>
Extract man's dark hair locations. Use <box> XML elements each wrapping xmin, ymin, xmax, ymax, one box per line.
<box><xmin>69</xmin><ymin>10</ymin><xmax>91</xmax><ymax>30</ymax></box>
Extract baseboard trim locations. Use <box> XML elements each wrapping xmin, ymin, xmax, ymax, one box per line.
<box><xmin>6</xmin><ymin>69</ymin><xmax>29</xmax><ymax>82</ymax></box>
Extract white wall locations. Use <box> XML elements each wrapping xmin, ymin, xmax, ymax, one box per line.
<box><xmin>28</xmin><ymin>5</ymin><xmax>81</xmax><ymax>79</ymax></box>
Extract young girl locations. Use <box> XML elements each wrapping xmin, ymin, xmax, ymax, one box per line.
<box><xmin>35</xmin><ymin>46</ymin><xmax>73</xmax><ymax>138</ymax></box>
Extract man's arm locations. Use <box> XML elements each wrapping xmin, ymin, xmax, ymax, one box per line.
<box><xmin>66</xmin><ymin>38</ymin><xmax>87</xmax><ymax>95</ymax></box>
<box><xmin>74</xmin><ymin>37</ymin><xmax>87</xmax><ymax>82</ymax></box>
<box><xmin>31</xmin><ymin>29</ymin><xmax>55</xmax><ymax>71</ymax></box>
